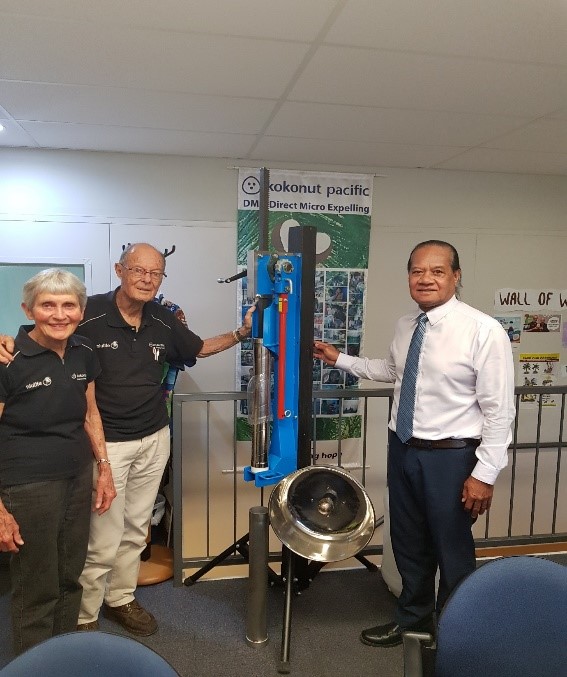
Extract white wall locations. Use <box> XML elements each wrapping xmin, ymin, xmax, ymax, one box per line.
<box><xmin>2</xmin><ymin>148</ymin><xmax>566</xmax><ymax>227</ymax></box>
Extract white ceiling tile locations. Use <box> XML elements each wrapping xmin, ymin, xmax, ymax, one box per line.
<box><xmin>482</xmin><ymin>118</ymin><xmax>567</xmax><ymax>154</ymax></box>
<box><xmin>0</xmin><ymin>1</ymin><xmax>565</xmax><ymax>173</ymax></box>
<box><xmin>290</xmin><ymin>46</ymin><xmax>566</xmax><ymax>117</ymax></box>
<box><xmin>0</xmin><ymin>17</ymin><xmax>309</xmax><ymax>98</ymax></box>
<box><xmin>18</xmin><ymin>121</ymin><xmax>256</xmax><ymax>157</ymax></box>
<box><xmin>0</xmin><ymin>0</ymin><xmax>337</xmax><ymax>41</ymax></box>
<box><xmin>327</xmin><ymin>0</ymin><xmax>567</xmax><ymax>65</ymax></box>
<box><xmin>436</xmin><ymin>148</ymin><xmax>567</xmax><ymax>175</ymax></box>
<box><xmin>251</xmin><ymin>136</ymin><xmax>463</xmax><ymax>168</ymax></box>
<box><xmin>267</xmin><ymin>102</ymin><xmax>531</xmax><ymax>147</ymax></box>
<box><xmin>0</xmin><ymin>119</ymin><xmax>39</xmax><ymax>147</ymax></box>
<box><xmin>0</xmin><ymin>82</ymin><xmax>276</xmax><ymax>133</ymax></box>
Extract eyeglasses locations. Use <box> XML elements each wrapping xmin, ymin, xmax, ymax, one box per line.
<box><xmin>121</xmin><ymin>265</ymin><xmax>167</xmax><ymax>281</ymax></box>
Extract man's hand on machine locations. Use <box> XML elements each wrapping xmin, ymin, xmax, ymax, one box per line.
<box><xmin>0</xmin><ymin>335</ymin><xmax>15</xmax><ymax>364</ymax></box>
<box><xmin>313</xmin><ymin>341</ymin><xmax>340</xmax><ymax>367</ymax></box>
<box><xmin>242</xmin><ymin>304</ymin><xmax>255</xmax><ymax>336</ymax></box>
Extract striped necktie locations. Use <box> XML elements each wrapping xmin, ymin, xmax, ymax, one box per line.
<box><xmin>397</xmin><ymin>313</ymin><xmax>428</xmax><ymax>443</ymax></box>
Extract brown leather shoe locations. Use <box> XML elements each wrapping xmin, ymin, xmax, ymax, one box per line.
<box><xmin>103</xmin><ymin>600</ymin><xmax>158</xmax><ymax>636</ymax></box>
<box><xmin>76</xmin><ymin>620</ymin><xmax>99</xmax><ymax>631</ymax></box>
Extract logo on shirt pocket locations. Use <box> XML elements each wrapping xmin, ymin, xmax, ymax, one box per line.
<box><xmin>149</xmin><ymin>343</ymin><xmax>166</xmax><ymax>362</ymax></box>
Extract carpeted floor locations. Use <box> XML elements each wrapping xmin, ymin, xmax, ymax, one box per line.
<box><xmin>0</xmin><ymin>554</ymin><xmax>404</xmax><ymax>677</ymax></box>
<box><xmin>1</xmin><ymin>552</ymin><xmax>565</xmax><ymax>676</ymax></box>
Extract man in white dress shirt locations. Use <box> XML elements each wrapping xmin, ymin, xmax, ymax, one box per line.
<box><xmin>314</xmin><ymin>240</ymin><xmax>515</xmax><ymax>648</ymax></box>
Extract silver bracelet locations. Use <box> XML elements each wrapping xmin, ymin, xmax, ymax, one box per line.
<box><xmin>96</xmin><ymin>458</ymin><xmax>111</xmax><ymax>466</ymax></box>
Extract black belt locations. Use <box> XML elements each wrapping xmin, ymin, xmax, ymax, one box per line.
<box><xmin>407</xmin><ymin>437</ymin><xmax>480</xmax><ymax>449</ymax></box>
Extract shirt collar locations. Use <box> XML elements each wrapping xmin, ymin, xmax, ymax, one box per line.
<box><xmin>106</xmin><ymin>287</ymin><xmax>151</xmax><ymax>330</ymax></box>
<box><xmin>420</xmin><ymin>295</ymin><xmax>459</xmax><ymax>326</ymax></box>
<box><xmin>16</xmin><ymin>325</ymin><xmax>83</xmax><ymax>356</ymax></box>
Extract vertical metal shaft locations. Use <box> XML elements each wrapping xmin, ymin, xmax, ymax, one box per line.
<box><xmin>246</xmin><ymin>506</ymin><xmax>269</xmax><ymax>646</ymax></box>
<box><xmin>288</xmin><ymin>225</ymin><xmax>317</xmax><ymax>469</ymax></box>
<box><xmin>278</xmin><ymin>546</ymin><xmax>294</xmax><ymax>674</ymax></box>
<box><xmin>249</xmin><ymin>338</ymin><xmax>271</xmax><ymax>471</ymax></box>
<box><xmin>287</xmin><ymin>225</ymin><xmax>317</xmax><ymax>587</ymax></box>
<box><xmin>258</xmin><ymin>167</ymin><xmax>270</xmax><ymax>250</ymax></box>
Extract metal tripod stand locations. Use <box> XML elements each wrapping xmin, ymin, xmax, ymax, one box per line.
<box><xmin>183</xmin><ymin>527</ymin><xmax>282</xmax><ymax>587</ymax></box>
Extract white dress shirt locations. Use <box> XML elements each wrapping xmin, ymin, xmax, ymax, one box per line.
<box><xmin>335</xmin><ymin>296</ymin><xmax>515</xmax><ymax>484</ymax></box>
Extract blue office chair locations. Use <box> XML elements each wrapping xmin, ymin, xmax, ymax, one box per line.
<box><xmin>0</xmin><ymin>631</ymin><xmax>180</xmax><ymax>676</ymax></box>
<box><xmin>403</xmin><ymin>555</ymin><xmax>567</xmax><ymax>677</ymax></box>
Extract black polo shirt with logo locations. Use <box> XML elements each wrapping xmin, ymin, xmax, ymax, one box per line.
<box><xmin>78</xmin><ymin>290</ymin><xmax>204</xmax><ymax>442</ymax></box>
<box><xmin>0</xmin><ymin>327</ymin><xmax>101</xmax><ymax>486</ymax></box>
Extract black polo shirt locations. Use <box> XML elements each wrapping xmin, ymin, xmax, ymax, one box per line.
<box><xmin>78</xmin><ymin>289</ymin><xmax>204</xmax><ymax>442</ymax></box>
<box><xmin>0</xmin><ymin>327</ymin><xmax>101</xmax><ymax>487</ymax></box>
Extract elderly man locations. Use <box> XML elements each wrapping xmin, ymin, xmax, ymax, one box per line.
<box><xmin>0</xmin><ymin>243</ymin><xmax>253</xmax><ymax>637</ymax></box>
<box><xmin>314</xmin><ymin>240</ymin><xmax>515</xmax><ymax>647</ymax></box>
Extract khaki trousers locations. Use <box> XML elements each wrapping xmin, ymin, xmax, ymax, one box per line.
<box><xmin>78</xmin><ymin>425</ymin><xmax>170</xmax><ymax>623</ymax></box>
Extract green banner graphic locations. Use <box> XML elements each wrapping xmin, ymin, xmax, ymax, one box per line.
<box><xmin>236</xmin><ymin>169</ymin><xmax>372</xmax><ymax>443</ymax></box>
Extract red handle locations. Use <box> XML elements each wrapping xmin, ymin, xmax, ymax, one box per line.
<box><xmin>277</xmin><ymin>294</ymin><xmax>288</xmax><ymax>419</ymax></box>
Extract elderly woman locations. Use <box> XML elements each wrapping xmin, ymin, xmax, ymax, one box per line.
<box><xmin>0</xmin><ymin>269</ymin><xmax>116</xmax><ymax>655</ymax></box>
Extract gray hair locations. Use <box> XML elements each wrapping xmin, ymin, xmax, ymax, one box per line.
<box><xmin>22</xmin><ymin>269</ymin><xmax>88</xmax><ymax>311</ymax></box>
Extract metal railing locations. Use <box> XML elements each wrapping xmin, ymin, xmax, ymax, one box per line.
<box><xmin>172</xmin><ymin>385</ymin><xmax>567</xmax><ymax>584</ymax></box>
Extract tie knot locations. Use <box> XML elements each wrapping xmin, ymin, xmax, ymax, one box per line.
<box><xmin>417</xmin><ymin>312</ymin><xmax>428</xmax><ymax>325</ymax></box>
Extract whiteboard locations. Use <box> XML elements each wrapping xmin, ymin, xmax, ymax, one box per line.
<box><xmin>0</xmin><ymin>220</ymin><xmax>111</xmax><ymax>293</ymax></box>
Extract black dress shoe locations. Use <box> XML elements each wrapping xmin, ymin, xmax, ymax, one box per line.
<box><xmin>360</xmin><ymin>616</ymin><xmax>434</xmax><ymax>648</ymax></box>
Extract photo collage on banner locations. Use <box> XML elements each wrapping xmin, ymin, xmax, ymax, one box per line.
<box><xmin>314</xmin><ymin>268</ymin><xmax>365</xmax><ymax>418</ymax></box>
<box><xmin>236</xmin><ymin>169</ymin><xmax>373</xmax><ymax>440</ymax></box>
